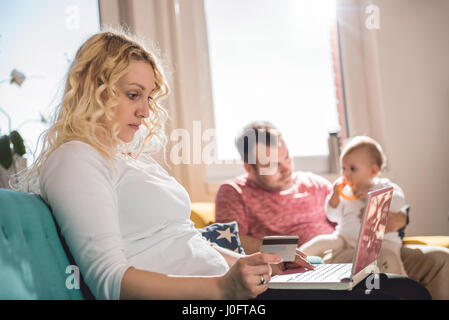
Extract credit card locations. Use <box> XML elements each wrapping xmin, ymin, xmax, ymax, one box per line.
<box><xmin>261</xmin><ymin>235</ymin><xmax>299</xmax><ymax>262</ymax></box>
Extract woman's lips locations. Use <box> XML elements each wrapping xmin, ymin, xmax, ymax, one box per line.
<box><xmin>128</xmin><ymin>124</ymin><xmax>139</xmax><ymax>130</ymax></box>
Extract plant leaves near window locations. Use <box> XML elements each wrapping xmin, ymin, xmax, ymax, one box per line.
<box><xmin>9</xmin><ymin>130</ymin><xmax>26</xmax><ymax>156</ymax></box>
<box><xmin>0</xmin><ymin>135</ymin><xmax>13</xmax><ymax>169</ymax></box>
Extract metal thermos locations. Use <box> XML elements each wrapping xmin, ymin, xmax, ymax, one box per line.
<box><xmin>328</xmin><ymin>131</ymin><xmax>341</xmax><ymax>173</ymax></box>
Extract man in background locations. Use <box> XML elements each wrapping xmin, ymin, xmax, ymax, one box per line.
<box><xmin>215</xmin><ymin>121</ymin><xmax>449</xmax><ymax>299</ymax></box>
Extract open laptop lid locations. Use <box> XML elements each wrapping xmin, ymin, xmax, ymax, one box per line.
<box><xmin>350</xmin><ymin>186</ymin><xmax>394</xmax><ymax>280</ymax></box>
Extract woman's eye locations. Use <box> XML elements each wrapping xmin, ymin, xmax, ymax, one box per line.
<box><xmin>350</xmin><ymin>167</ymin><xmax>356</xmax><ymax>172</ymax></box>
<box><xmin>128</xmin><ymin>93</ymin><xmax>139</xmax><ymax>100</ymax></box>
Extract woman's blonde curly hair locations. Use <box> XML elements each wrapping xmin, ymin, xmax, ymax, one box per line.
<box><xmin>13</xmin><ymin>29</ymin><xmax>170</xmax><ymax>193</ymax></box>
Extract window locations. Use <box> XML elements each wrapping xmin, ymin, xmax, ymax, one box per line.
<box><xmin>0</xmin><ymin>0</ymin><xmax>100</xmax><ymax>160</ymax></box>
<box><xmin>204</xmin><ymin>0</ymin><xmax>346</xmax><ymax>174</ymax></box>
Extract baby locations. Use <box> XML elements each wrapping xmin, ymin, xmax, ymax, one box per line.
<box><xmin>300</xmin><ymin>136</ymin><xmax>408</xmax><ymax>276</ymax></box>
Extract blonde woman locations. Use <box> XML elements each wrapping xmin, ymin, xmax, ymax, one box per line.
<box><xmin>15</xmin><ymin>30</ymin><xmax>313</xmax><ymax>300</ymax></box>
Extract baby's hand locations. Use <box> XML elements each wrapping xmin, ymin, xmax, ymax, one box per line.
<box><xmin>329</xmin><ymin>178</ymin><xmax>344</xmax><ymax>208</ymax></box>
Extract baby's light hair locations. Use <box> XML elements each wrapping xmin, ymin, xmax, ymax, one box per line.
<box><xmin>340</xmin><ymin>136</ymin><xmax>387</xmax><ymax>171</ymax></box>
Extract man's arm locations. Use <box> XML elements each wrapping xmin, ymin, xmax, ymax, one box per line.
<box><xmin>386</xmin><ymin>211</ymin><xmax>408</xmax><ymax>233</ymax></box>
<box><xmin>386</xmin><ymin>182</ymin><xmax>408</xmax><ymax>234</ymax></box>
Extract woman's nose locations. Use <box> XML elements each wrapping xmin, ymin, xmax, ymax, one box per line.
<box><xmin>136</xmin><ymin>101</ymin><xmax>150</xmax><ymax>118</ymax></box>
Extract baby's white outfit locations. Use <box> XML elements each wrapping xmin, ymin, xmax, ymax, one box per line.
<box><xmin>300</xmin><ymin>177</ymin><xmax>408</xmax><ymax>276</ymax></box>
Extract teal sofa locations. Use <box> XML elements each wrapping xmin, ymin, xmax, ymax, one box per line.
<box><xmin>3</xmin><ymin>187</ymin><xmax>446</xmax><ymax>300</ymax></box>
<box><xmin>0</xmin><ymin>188</ymin><xmax>246</xmax><ymax>300</ymax></box>
<box><xmin>0</xmin><ymin>188</ymin><xmax>91</xmax><ymax>299</ymax></box>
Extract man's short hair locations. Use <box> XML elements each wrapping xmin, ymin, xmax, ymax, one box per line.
<box><xmin>235</xmin><ymin>121</ymin><xmax>280</xmax><ymax>164</ymax></box>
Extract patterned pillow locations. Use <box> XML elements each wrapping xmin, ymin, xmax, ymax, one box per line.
<box><xmin>199</xmin><ymin>221</ymin><xmax>245</xmax><ymax>255</ymax></box>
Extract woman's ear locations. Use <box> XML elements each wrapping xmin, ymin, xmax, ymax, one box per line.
<box><xmin>100</xmin><ymin>89</ymin><xmax>108</xmax><ymax>103</ymax></box>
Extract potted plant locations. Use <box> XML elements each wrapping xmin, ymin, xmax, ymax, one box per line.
<box><xmin>0</xmin><ymin>130</ymin><xmax>26</xmax><ymax>170</ymax></box>
<box><xmin>0</xmin><ymin>69</ymin><xmax>29</xmax><ymax>188</ymax></box>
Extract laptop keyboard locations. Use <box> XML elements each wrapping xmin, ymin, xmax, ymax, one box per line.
<box><xmin>288</xmin><ymin>263</ymin><xmax>352</xmax><ymax>282</ymax></box>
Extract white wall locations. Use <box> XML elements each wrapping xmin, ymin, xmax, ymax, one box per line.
<box><xmin>339</xmin><ymin>0</ymin><xmax>449</xmax><ymax>236</ymax></box>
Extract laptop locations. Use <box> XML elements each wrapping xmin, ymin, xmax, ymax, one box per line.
<box><xmin>268</xmin><ymin>186</ymin><xmax>394</xmax><ymax>290</ymax></box>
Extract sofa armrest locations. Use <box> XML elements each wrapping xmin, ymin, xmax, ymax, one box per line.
<box><xmin>190</xmin><ymin>202</ymin><xmax>216</xmax><ymax>228</ymax></box>
<box><xmin>403</xmin><ymin>236</ymin><xmax>449</xmax><ymax>248</ymax></box>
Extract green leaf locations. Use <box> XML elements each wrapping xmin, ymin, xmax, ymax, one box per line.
<box><xmin>0</xmin><ymin>135</ymin><xmax>13</xmax><ymax>169</ymax></box>
<box><xmin>9</xmin><ymin>130</ymin><xmax>26</xmax><ymax>156</ymax></box>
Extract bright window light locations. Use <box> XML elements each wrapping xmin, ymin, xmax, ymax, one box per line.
<box><xmin>0</xmin><ymin>0</ymin><xmax>100</xmax><ymax>159</ymax></box>
<box><xmin>204</xmin><ymin>0</ymin><xmax>341</xmax><ymax>160</ymax></box>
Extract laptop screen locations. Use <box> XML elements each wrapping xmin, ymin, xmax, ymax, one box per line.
<box><xmin>353</xmin><ymin>187</ymin><xmax>393</xmax><ymax>275</ymax></box>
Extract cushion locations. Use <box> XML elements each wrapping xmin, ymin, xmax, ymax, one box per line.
<box><xmin>0</xmin><ymin>188</ymin><xmax>85</xmax><ymax>299</ymax></box>
<box><xmin>199</xmin><ymin>221</ymin><xmax>245</xmax><ymax>254</ymax></box>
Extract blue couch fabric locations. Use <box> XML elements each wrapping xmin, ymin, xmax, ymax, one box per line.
<box><xmin>0</xmin><ymin>188</ymin><xmax>91</xmax><ymax>299</ymax></box>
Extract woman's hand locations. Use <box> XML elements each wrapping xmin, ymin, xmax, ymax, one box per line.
<box><xmin>218</xmin><ymin>252</ymin><xmax>282</xmax><ymax>299</ymax></box>
<box><xmin>271</xmin><ymin>248</ymin><xmax>315</xmax><ymax>275</ymax></box>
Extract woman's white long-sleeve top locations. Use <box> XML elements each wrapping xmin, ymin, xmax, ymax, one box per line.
<box><xmin>40</xmin><ymin>141</ymin><xmax>229</xmax><ymax>300</ymax></box>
